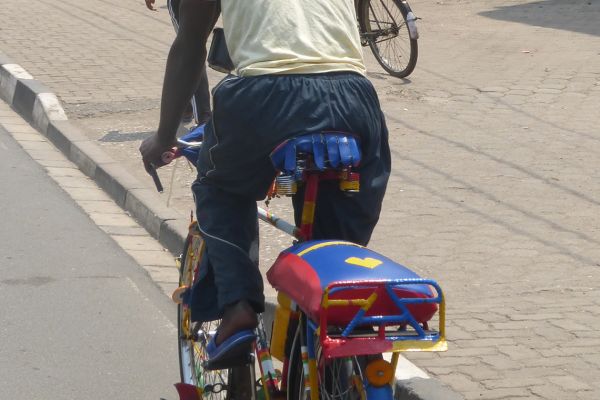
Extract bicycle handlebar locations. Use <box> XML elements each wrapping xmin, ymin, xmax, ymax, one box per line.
<box><xmin>148</xmin><ymin>165</ymin><xmax>164</xmax><ymax>193</ymax></box>
<box><xmin>146</xmin><ymin>138</ymin><xmax>301</xmax><ymax>240</ymax></box>
<box><xmin>148</xmin><ymin>138</ymin><xmax>202</xmax><ymax>193</ymax></box>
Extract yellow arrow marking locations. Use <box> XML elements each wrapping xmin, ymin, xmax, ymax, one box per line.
<box><xmin>345</xmin><ymin>257</ymin><xmax>383</xmax><ymax>269</ymax></box>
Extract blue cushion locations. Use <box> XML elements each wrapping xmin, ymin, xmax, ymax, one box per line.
<box><xmin>270</xmin><ymin>132</ymin><xmax>361</xmax><ymax>173</ymax></box>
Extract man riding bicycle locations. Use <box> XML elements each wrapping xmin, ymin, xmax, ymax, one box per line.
<box><xmin>140</xmin><ymin>0</ymin><xmax>390</xmax><ymax>367</ymax></box>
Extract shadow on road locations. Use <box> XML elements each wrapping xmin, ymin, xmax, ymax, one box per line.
<box><xmin>480</xmin><ymin>0</ymin><xmax>600</xmax><ymax>37</ymax></box>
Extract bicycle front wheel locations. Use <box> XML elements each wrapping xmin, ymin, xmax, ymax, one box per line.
<box><xmin>177</xmin><ymin>229</ymin><xmax>229</xmax><ymax>398</ymax></box>
<box><xmin>359</xmin><ymin>0</ymin><xmax>418</xmax><ymax>78</ymax></box>
<box><xmin>178</xmin><ymin>227</ymin><xmax>256</xmax><ymax>399</ymax></box>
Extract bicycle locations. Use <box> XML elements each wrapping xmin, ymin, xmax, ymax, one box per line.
<box><xmin>356</xmin><ymin>0</ymin><xmax>419</xmax><ymax>79</ymax></box>
<box><xmin>149</xmin><ymin>125</ymin><xmax>446</xmax><ymax>400</ymax></box>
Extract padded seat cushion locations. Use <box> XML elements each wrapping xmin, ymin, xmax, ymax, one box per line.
<box><xmin>267</xmin><ymin>240</ymin><xmax>437</xmax><ymax>325</ymax></box>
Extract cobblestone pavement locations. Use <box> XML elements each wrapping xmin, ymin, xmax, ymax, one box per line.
<box><xmin>2</xmin><ymin>0</ymin><xmax>600</xmax><ymax>398</ymax></box>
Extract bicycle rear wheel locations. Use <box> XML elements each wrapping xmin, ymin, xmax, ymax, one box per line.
<box><xmin>178</xmin><ymin>227</ymin><xmax>256</xmax><ymax>399</ymax></box>
<box><xmin>359</xmin><ymin>0</ymin><xmax>418</xmax><ymax>78</ymax></box>
<box><xmin>287</xmin><ymin>320</ymin><xmax>367</xmax><ymax>400</ymax></box>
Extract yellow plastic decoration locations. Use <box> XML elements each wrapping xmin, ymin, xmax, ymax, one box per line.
<box><xmin>301</xmin><ymin>201</ymin><xmax>316</xmax><ymax>225</ymax></box>
<box><xmin>365</xmin><ymin>359</ymin><xmax>394</xmax><ymax>387</ymax></box>
<box><xmin>345</xmin><ymin>257</ymin><xmax>383</xmax><ymax>269</ymax></box>
<box><xmin>340</xmin><ymin>179</ymin><xmax>360</xmax><ymax>191</ymax></box>
<box><xmin>391</xmin><ymin>339</ymin><xmax>448</xmax><ymax>352</ymax></box>
<box><xmin>270</xmin><ymin>292</ymin><xmax>293</xmax><ymax>361</ymax></box>
<box><xmin>297</xmin><ymin>241</ymin><xmax>362</xmax><ymax>256</ymax></box>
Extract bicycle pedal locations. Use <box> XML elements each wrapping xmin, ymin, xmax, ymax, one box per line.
<box><xmin>172</xmin><ymin>286</ymin><xmax>189</xmax><ymax>304</ymax></box>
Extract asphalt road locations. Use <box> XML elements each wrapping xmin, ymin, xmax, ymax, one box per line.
<box><xmin>0</xmin><ymin>125</ymin><xmax>180</xmax><ymax>399</ymax></box>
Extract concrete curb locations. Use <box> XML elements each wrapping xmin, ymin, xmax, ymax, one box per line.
<box><xmin>0</xmin><ymin>53</ymin><xmax>190</xmax><ymax>257</ymax></box>
<box><xmin>0</xmin><ymin>52</ymin><xmax>463</xmax><ymax>400</ymax></box>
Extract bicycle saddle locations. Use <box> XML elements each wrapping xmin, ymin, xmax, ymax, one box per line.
<box><xmin>270</xmin><ymin>132</ymin><xmax>361</xmax><ymax>173</ymax></box>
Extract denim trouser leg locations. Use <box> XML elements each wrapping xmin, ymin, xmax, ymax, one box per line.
<box><xmin>190</xmin><ymin>180</ymin><xmax>264</xmax><ymax>321</ymax></box>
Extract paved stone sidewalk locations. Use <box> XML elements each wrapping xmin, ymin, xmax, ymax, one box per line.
<box><xmin>2</xmin><ymin>0</ymin><xmax>600</xmax><ymax>398</ymax></box>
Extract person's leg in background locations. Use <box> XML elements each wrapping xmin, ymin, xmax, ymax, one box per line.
<box><xmin>190</xmin><ymin>68</ymin><xmax>212</xmax><ymax>125</ymax></box>
<box><xmin>167</xmin><ymin>0</ymin><xmax>212</xmax><ymax>125</ymax></box>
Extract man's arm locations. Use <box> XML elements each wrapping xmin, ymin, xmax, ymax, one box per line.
<box><xmin>140</xmin><ymin>0</ymin><xmax>220</xmax><ymax>173</ymax></box>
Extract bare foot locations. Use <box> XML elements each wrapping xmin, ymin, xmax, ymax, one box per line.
<box><xmin>216</xmin><ymin>300</ymin><xmax>258</xmax><ymax>346</ymax></box>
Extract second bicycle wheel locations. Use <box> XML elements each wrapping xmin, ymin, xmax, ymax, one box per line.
<box><xmin>359</xmin><ymin>0</ymin><xmax>418</xmax><ymax>78</ymax></box>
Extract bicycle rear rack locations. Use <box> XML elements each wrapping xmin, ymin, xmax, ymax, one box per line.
<box><xmin>316</xmin><ymin>279</ymin><xmax>447</xmax><ymax>359</ymax></box>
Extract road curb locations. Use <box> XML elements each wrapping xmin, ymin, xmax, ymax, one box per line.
<box><xmin>0</xmin><ymin>52</ymin><xmax>463</xmax><ymax>400</ymax></box>
<box><xmin>0</xmin><ymin>52</ymin><xmax>190</xmax><ymax>257</ymax></box>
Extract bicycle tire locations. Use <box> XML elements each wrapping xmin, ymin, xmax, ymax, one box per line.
<box><xmin>286</xmin><ymin>320</ymin><xmax>367</xmax><ymax>400</ymax></box>
<box><xmin>359</xmin><ymin>0</ymin><xmax>418</xmax><ymax>78</ymax></box>
<box><xmin>177</xmin><ymin>230</ymin><xmax>232</xmax><ymax>400</ymax></box>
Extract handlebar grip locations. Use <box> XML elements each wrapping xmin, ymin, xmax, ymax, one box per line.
<box><xmin>148</xmin><ymin>164</ymin><xmax>164</xmax><ymax>193</ymax></box>
<box><xmin>161</xmin><ymin>148</ymin><xmax>181</xmax><ymax>164</ymax></box>
<box><xmin>148</xmin><ymin>147</ymin><xmax>180</xmax><ymax>193</ymax></box>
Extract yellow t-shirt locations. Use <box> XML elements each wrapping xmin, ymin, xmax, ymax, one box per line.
<box><xmin>220</xmin><ymin>0</ymin><xmax>366</xmax><ymax>77</ymax></box>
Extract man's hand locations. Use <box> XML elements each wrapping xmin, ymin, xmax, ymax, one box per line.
<box><xmin>145</xmin><ymin>0</ymin><xmax>157</xmax><ymax>11</ymax></box>
<box><xmin>139</xmin><ymin>134</ymin><xmax>176</xmax><ymax>174</ymax></box>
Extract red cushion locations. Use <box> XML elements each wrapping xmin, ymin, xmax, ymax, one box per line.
<box><xmin>267</xmin><ymin>241</ymin><xmax>438</xmax><ymax>326</ymax></box>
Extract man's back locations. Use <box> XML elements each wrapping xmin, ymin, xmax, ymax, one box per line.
<box><xmin>221</xmin><ymin>0</ymin><xmax>366</xmax><ymax>76</ymax></box>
